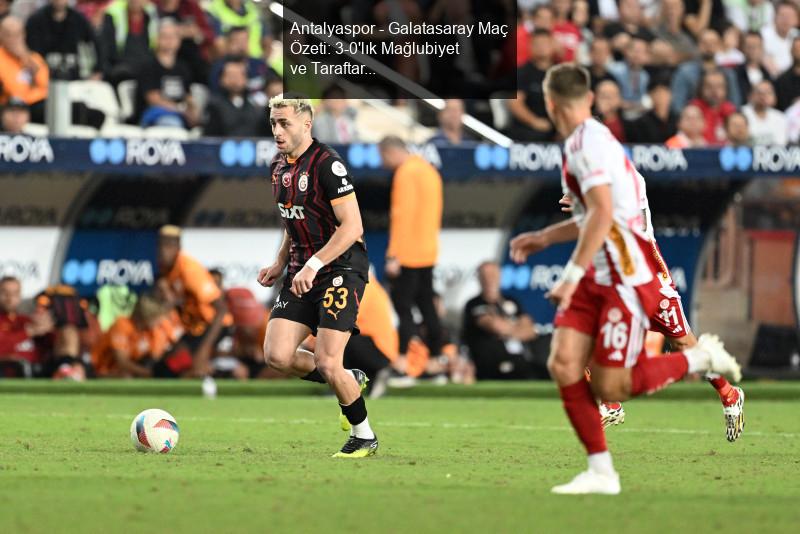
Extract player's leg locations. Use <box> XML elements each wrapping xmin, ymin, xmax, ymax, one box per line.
<box><xmin>549</xmin><ymin>326</ymin><xmax>620</xmax><ymax>495</ymax></box>
<box><xmin>389</xmin><ymin>266</ymin><xmax>419</xmax><ymax>373</ymax></box>
<box><xmin>413</xmin><ymin>266</ymin><xmax>444</xmax><ymax>356</ymax></box>
<box><xmin>669</xmin><ymin>333</ymin><xmax>745</xmax><ymax>442</ymax></box>
<box><xmin>315</xmin><ymin>327</ymin><xmax>378</xmax><ymax>457</ymax></box>
<box><xmin>589</xmin><ymin>334</ymin><xmax>741</xmax><ymax>402</ymax></box>
<box><xmin>262</xmin><ymin>318</ymin><xmax>317</xmax><ymax>379</ymax></box>
<box><xmin>586</xmin><ymin>368</ymin><xmax>626</xmax><ymax>429</ymax></box>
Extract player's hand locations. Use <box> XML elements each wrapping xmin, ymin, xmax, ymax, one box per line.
<box><xmin>546</xmin><ymin>280</ymin><xmax>578</xmax><ymax>311</ymax></box>
<box><xmin>257</xmin><ymin>262</ymin><xmax>284</xmax><ymax>287</ymax></box>
<box><xmin>25</xmin><ymin>311</ymin><xmax>54</xmax><ymax>337</ymax></box>
<box><xmin>559</xmin><ymin>194</ymin><xmax>574</xmax><ymax>213</ymax></box>
<box><xmin>509</xmin><ymin>231</ymin><xmax>550</xmax><ymax>264</ymax></box>
<box><xmin>290</xmin><ymin>265</ymin><xmax>316</xmax><ymax>297</ymax></box>
<box><xmin>385</xmin><ymin>257</ymin><xmax>401</xmax><ymax>278</ymax></box>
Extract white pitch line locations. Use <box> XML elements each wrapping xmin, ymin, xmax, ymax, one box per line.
<box><xmin>11</xmin><ymin>412</ymin><xmax>800</xmax><ymax>439</ymax></box>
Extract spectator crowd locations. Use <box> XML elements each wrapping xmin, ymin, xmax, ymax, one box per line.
<box><xmin>2</xmin><ymin>0</ymin><xmax>800</xmax><ymax>146</ymax></box>
<box><xmin>1</xmin><ymin>222</ymin><xmax>547</xmax><ymax>389</ymax></box>
<box><xmin>509</xmin><ymin>0</ymin><xmax>800</xmax><ymax>146</ymax></box>
<box><xmin>0</xmin><ymin>0</ymin><xmax>280</xmax><ymax>136</ymax></box>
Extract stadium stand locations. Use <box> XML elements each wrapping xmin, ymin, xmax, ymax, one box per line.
<box><xmin>1</xmin><ymin>0</ymin><xmax>800</xmax><ymax>383</ymax></box>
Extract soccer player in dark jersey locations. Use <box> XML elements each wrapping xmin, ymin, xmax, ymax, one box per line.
<box><xmin>257</xmin><ymin>93</ymin><xmax>377</xmax><ymax>458</ymax></box>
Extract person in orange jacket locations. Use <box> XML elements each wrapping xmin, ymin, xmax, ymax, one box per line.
<box><xmin>379</xmin><ymin>135</ymin><xmax>444</xmax><ymax>374</ymax></box>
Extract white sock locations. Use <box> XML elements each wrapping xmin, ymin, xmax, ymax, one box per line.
<box><xmin>351</xmin><ymin>417</ymin><xmax>375</xmax><ymax>440</ymax></box>
<box><xmin>684</xmin><ymin>346</ymin><xmax>711</xmax><ymax>374</ymax></box>
<box><xmin>588</xmin><ymin>451</ymin><xmax>615</xmax><ymax>476</ymax></box>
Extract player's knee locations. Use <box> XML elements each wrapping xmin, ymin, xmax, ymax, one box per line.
<box><xmin>546</xmin><ymin>347</ymin><xmax>583</xmax><ymax>384</ymax></box>
<box><xmin>314</xmin><ymin>354</ymin><xmax>341</xmax><ymax>381</ymax></box>
<box><xmin>262</xmin><ymin>343</ymin><xmax>293</xmax><ymax>372</ymax></box>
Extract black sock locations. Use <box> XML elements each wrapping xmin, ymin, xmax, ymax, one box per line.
<box><xmin>301</xmin><ymin>368</ymin><xmax>326</xmax><ymax>383</ymax></box>
<box><xmin>340</xmin><ymin>395</ymin><xmax>368</xmax><ymax>426</ymax></box>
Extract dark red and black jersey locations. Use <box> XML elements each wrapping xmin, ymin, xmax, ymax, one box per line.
<box><xmin>270</xmin><ymin>139</ymin><xmax>368</xmax><ymax>281</ymax></box>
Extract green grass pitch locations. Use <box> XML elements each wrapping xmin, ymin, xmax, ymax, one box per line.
<box><xmin>1</xmin><ymin>381</ymin><xmax>799</xmax><ymax>533</ymax></box>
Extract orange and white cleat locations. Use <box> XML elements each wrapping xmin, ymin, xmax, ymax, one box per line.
<box><xmin>599</xmin><ymin>402</ymin><xmax>625</xmax><ymax>429</ymax></box>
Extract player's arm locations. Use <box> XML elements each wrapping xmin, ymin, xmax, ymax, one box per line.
<box><xmin>508</xmin><ymin>90</ymin><xmax>551</xmax><ymax>131</ymax></box>
<box><xmin>385</xmin><ymin>167</ymin><xmax>414</xmax><ymax>277</ymax></box>
<box><xmin>291</xmin><ymin>195</ymin><xmax>363</xmax><ymax>296</ymax></box>
<box><xmin>290</xmin><ymin>157</ymin><xmax>364</xmax><ymax>296</ymax></box>
<box><xmin>510</xmin><ymin>314</ymin><xmax>538</xmax><ymax>342</ymax></box>
<box><xmin>475</xmin><ymin>309</ymin><xmax>514</xmax><ymax>337</ymax></box>
<box><xmin>547</xmin><ymin>184</ymin><xmax>613</xmax><ymax>309</ymax></box>
<box><xmin>258</xmin><ymin>230</ymin><xmax>290</xmax><ymax>287</ymax></box>
<box><xmin>569</xmin><ymin>184</ymin><xmax>613</xmax><ymax>271</ymax></box>
<box><xmin>510</xmin><ymin>218</ymin><xmax>580</xmax><ymax>264</ymax></box>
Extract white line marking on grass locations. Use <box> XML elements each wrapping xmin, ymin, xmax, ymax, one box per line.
<box><xmin>15</xmin><ymin>412</ymin><xmax>800</xmax><ymax>439</ymax></box>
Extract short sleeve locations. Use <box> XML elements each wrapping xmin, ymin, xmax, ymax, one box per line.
<box><xmin>186</xmin><ymin>269</ymin><xmax>221</xmax><ymax>306</ymax></box>
<box><xmin>138</xmin><ymin>60</ymin><xmax>162</xmax><ymax>94</ymax></box>
<box><xmin>180</xmin><ymin>256</ymin><xmax>222</xmax><ymax>306</ymax></box>
<box><xmin>318</xmin><ymin>156</ymin><xmax>356</xmax><ymax>206</ymax></box>
<box><xmin>567</xmin><ymin>135</ymin><xmax>616</xmax><ymax>195</ymax></box>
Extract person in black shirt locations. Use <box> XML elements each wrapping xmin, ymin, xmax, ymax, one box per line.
<box><xmin>588</xmin><ymin>37</ymin><xmax>616</xmax><ymax>90</ymax></box>
<box><xmin>603</xmin><ymin>0</ymin><xmax>655</xmax><ymax>59</ymax></box>
<box><xmin>154</xmin><ymin>0</ymin><xmax>214</xmax><ymax>84</ymax></box>
<box><xmin>462</xmin><ymin>262</ymin><xmax>540</xmax><ymax>380</ymax></box>
<box><xmin>507</xmin><ymin>29</ymin><xmax>555</xmax><ymax>142</ymax></box>
<box><xmin>100</xmin><ymin>0</ymin><xmax>157</xmax><ymax>83</ymax></box>
<box><xmin>257</xmin><ymin>93</ymin><xmax>377</xmax><ymax>458</ymax></box>
<box><xmin>203</xmin><ymin>58</ymin><xmax>268</xmax><ymax>137</ymax></box>
<box><xmin>775</xmin><ymin>36</ymin><xmax>800</xmax><ymax>111</ymax></box>
<box><xmin>734</xmin><ymin>32</ymin><xmax>772</xmax><ymax>104</ymax></box>
<box><xmin>629</xmin><ymin>79</ymin><xmax>678</xmax><ymax>143</ymax></box>
<box><xmin>25</xmin><ymin>0</ymin><xmax>102</xmax><ymax>81</ymax></box>
<box><xmin>136</xmin><ymin>19</ymin><xmax>198</xmax><ymax>128</ymax></box>
<box><xmin>684</xmin><ymin>0</ymin><xmax>727</xmax><ymax>36</ymax></box>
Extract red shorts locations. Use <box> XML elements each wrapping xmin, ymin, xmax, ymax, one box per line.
<box><xmin>554</xmin><ymin>277</ymin><xmax>648</xmax><ymax>368</ymax></box>
<box><xmin>648</xmin><ymin>289</ymin><xmax>692</xmax><ymax>339</ymax></box>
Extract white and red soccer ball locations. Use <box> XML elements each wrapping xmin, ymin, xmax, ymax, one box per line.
<box><xmin>130</xmin><ymin>409</ymin><xmax>180</xmax><ymax>453</ymax></box>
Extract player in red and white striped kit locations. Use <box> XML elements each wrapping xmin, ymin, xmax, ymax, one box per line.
<box><xmin>509</xmin><ymin>64</ymin><xmax>742</xmax><ymax>495</ymax></box>
<box><xmin>551</xmin><ymin>189</ymin><xmax>745</xmax><ymax>443</ymax></box>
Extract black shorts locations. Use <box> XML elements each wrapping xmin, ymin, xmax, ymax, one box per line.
<box><xmin>269</xmin><ymin>271</ymin><xmax>367</xmax><ymax>335</ymax></box>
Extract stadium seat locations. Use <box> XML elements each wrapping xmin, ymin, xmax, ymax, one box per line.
<box><xmin>190</xmin><ymin>83</ymin><xmax>210</xmax><ymax>114</ymax></box>
<box><xmin>117</xmin><ymin>80</ymin><xmax>138</xmax><ymax>122</ymax></box>
<box><xmin>143</xmin><ymin>126</ymin><xmax>190</xmax><ymax>140</ymax></box>
<box><xmin>22</xmin><ymin>123</ymin><xmax>49</xmax><ymax>136</ymax></box>
<box><xmin>354</xmin><ymin>101</ymin><xmax>435</xmax><ymax>143</ymax></box>
<box><xmin>64</xmin><ymin>125</ymin><xmax>99</xmax><ymax>138</ymax></box>
<box><xmin>100</xmin><ymin>123</ymin><xmax>145</xmax><ymax>138</ymax></box>
<box><xmin>67</xmin><ymin>80</ymin><xmax>121</xmax><ymax>127</ymax></box>
<box><xmin>488</xmin><ymin>92</ymin><xmax>512</xmax><ymax>130</ymax></box>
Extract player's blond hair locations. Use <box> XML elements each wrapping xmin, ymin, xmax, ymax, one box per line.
<box><xmin>543</xmin><ymin>64</ymin><xmax>591</xmax><ymax>101</ymax></box>
<box><xmin>268</xmin><ymin>93</ymin><xmax>314</xmax><ymax>120</ymax></box>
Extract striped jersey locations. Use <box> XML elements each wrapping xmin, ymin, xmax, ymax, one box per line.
<box><xmin>269</xmin><ymin>139</ymin><xmax>368</xmax><ymax>281</ymax></box>
<box><xmin>561</xmin><ymin>119</ymin><xmax>677</xmax><ymax>309</ymax></box>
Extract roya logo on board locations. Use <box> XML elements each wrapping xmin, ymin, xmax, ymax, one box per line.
<box><xmin>0</xmin><ymin>135</ymin><xmax>54</xmax><ymax>163</ymax></box>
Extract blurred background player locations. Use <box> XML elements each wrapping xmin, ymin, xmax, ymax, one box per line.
<box><xmin>257</xmin><ymin>93</ymin><xmax>377</xmax><ymax>458</ymax></box>
<box><xmin>462</xmin><ymin>261</ymin><xmax>544</xmax><ymax>380</ymax></box>
<box><xmin>0</xmin><ymin>276</ymin><xmax>53</xmax><ymax>377</ymax></box>
<box><xmin>379</xmin><ymin>135</ymin><xmax>444</xmax><ymax>383</ymax></box>
<box><xmin>156</xmin><ymin>224</ymin><xmax>229</xmax><ymax>377</ymax></box>
<box><xmin>92</xmin><ymin>293</ymin><xmax>173</xmax><ymax>378</ymax></box>
<box><xmin>510</xmin><ymin>64</ymin><xmax>742</xmax><ymax>495</ymax></box>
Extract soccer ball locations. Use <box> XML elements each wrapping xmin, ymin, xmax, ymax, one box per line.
<box><xmin>130</xmin><ymin>409</ymin><xmax>180</xmax><ymax>453</ymax></box>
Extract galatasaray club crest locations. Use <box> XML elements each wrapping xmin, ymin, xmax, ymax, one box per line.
<box><xmin>298</xmin><ymin>174</ymin><xmax>308</xmax><ymax>192</ymax></box>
